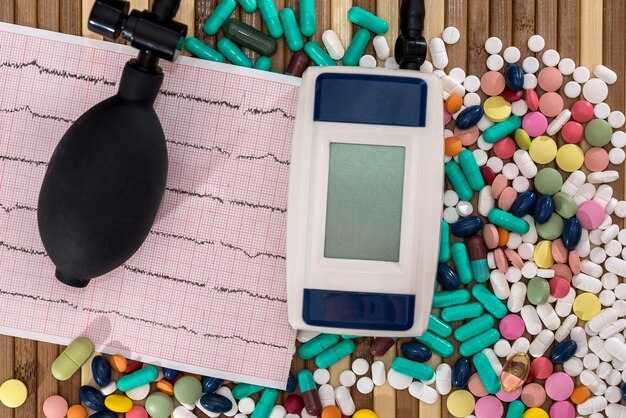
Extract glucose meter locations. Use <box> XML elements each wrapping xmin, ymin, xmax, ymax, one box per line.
<box><xmin>286</xmin><ymin>66</ymin><xmax>444</xmax><ymax>337</ymax></box>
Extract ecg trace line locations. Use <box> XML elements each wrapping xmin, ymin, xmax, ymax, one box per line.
<box><xmin>0</xmin><ymin>288</ymin><xmax>288</xmax><ymax>350</ymax></box>
<box><xmin>0</xmin><ymin>203</ymin><xmax>37</xmax><ymax>213</ymax></box>
<box><xmin>0</xmin><ymin>59</ymin><xmax>117</xmax><ymax>86</ymax></box>
<box><xmin>165</xmin><ymin>187</ymin><xmax>287</xmax><ymax>214</ymax></box>
<box><xmin>0</xmin><ymin>105</ymin><xmax>74</xmax><ymax>123</ymax></box>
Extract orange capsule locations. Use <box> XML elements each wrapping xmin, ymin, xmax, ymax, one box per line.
<box><xmin>570</xmin><ymin>385</ymin><xmax>590</xmax><ymax>404</ymax></box>
<box><xmin>321</xmin><ymin>405</ymin><xmax>342</xmax><ymax>418</ymax></box>
<box><xmin>445</xmin><ymin>136</ymin><xmax>463</xmax><ymax>157</ymax></box>
<box><xmin>108</xmin><ymin>355</ymin><xmax>128</xmax><ymax>373</ymax></box>
<box><xmin>156</xmin><ymin>380</ymin><xmax>174</xmax><ymax>396</ymax></box>
<box><xmin>446</xmin><ymin>93</ymin><xmax>463</xmax><ymax>114</ymax></box>
<box><xmin>67</xmin><ymin>404</ymin><xmax>88</xmax><ymax>418</ymax></box>
<box><xmin>497</xmin><ymin>227</ymin><xmax>509</xmax><ymax>247</ymax></box>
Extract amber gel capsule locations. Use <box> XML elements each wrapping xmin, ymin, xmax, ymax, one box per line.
<box><xmin>467</xmin><ymin>235</ymin><xmax>489</xmax><ymax>283</ymax></box>
<box><xmin>501</xmin><ymin>352</ymin><xmax>530</xmax><ymax>392</ymax></box>
<box><xmin>298</xmin><ymin>369</ymin><xmax>322</xmax><ymax>416</ymax></box>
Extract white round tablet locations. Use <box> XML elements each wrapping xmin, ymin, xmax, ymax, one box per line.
<box><xmin>558</xmin><ymin>58</ymin><xmax>576</xmax><ymax>75</ymax></box>
<box><xmin>463</xmin><ymin>92</ymin><xmax>481</xmax><ymax>107</ymax></box>
<box><xmin>443</xmin><ymin>190</ymin><xmax>460</xmax><ymax>207</ymax></box>
<box><xmin>456</xmin><ymin>201</ymin><xmax>473</xmax><ymax>217</ymax></box>
<box><xmin>472</xmin><ymin>149</ymin><xmax>488</xmax><ymax>166</ymax></box>
<box><xmin>449</xmin><ymin>67</ymin><xmax>466</xmax><ymax>83</ymax></box>
<box><xmin>612</xmin><ymin>131</ymin><xmax>626</xmax><ymax>148</ymax></box>
<box><xmin>486</xmin><ymin>156</ymin><xmax>504</xmax><ymax>173</ymax></box>
<box><xmin>600</xmin><ymin>289</ymin><xmax>616</xmax><ymax>306</ymax></box>
<box><xmin>464</xmin><ymin>75</ymin><xmax>481</xmax><ymax>93</ymax></box>
<box><xmin>564</xmin><ymin>81</ymin><xmax>582</xmax><ymax>99</ymax></box>
<box><xmin>584</xmin><ymin>78</ymin><xmax>609</xmax><ymax>104</ymax></box>
<box><xmin>517</xmin><ymin>243</ymin><xmax>535</xmax><ymax>260</ymax></box>
<box><xmin>605</xmin><ymin>241</ymin><xmax>622</xmax><ymax>258</ymax></box>
<box><xmin>609</xmin><ymin>148</ymin><xmax>625</xmax><ymax>165</ymax></box>
<box><xmin>502</xmin><ymin>163</ymin><xmax>520</xmax><ymax>180</ymax></box>
<box><xmin>527</xmin><ymin>35</ymin><xmax>545</xmax><ymax>52</ymax></box>
<box><xmin>419</xmin><ymin>60</ymin><xmax>434</xmax><ymax>73</ymax></box>
<box><xmin>494</xmin><ymin>339</ymin><xmax>512</xmax><ymax>358</ymax></box>
<box><xmin>523</xmin><ymin>73</ymin><xmax>538</xmax><ymax>89</ymax></box>
<box><xmin>521</xmin><ymin>261</ymin><xmax>538</xmax><ymax>278</ymax></box>
<box><xmin>541</xmin><ymin>49</ymin><xmax>560</xmax><ymax>67</ymax></box>
<box><xmin>384</xmin><ymin>56</ymin><xmax>399</xmax><ymax>69</ymax></box>
<box><xmin>590</xmin><ymin>247</ymin><xmax>607</xmax><ymax>264</ymax></box>
<box><xmin>512</xmin><ymin>176</ymin><xmax>530</xmax><ymax>193</ymax></box>
<box><xmin>387</xmin><ymin>369</ymin><xmax>413</xmax><ymax>390</ymax></box>
<box><xmin>356</xmin><ymin>376</ymin><xmax>374</xmax><ymax>394</ymax></box>
<box><xmin>126</xmin><ymin>383</ymin><xmax>151</xmax><ymax>401</ymax></box>
<box><xmin>603</xmin><ymin>272</ymin><xmax>620</xmax><ymax>289</ymax></box>
<box><xmin>507</xmin><ymin>233</ymin><xmax>522</xmax><ymax>250</ymax></box>
<box><xmin>359</xmin><ymin>54</ymin><xmax>377</xmax><ymax>68</ymax></box>
<box><xmin>313</xmin><ymin>368</ymin><xmax>330</xmax><ymax>385</ymax></box>
<box><xmin>238</xmin><ymin>397</ymin><xmax>256</xmax><ymax>415</ymax></box>
<box><xmin>477</xmin><ymin>135</ymin><xmax>493</xmax><ymax>151</ymax></box>
<box><xmin>594</xmin><ymin>102</ymin><xmax>611</xmax><ymax>119</ymax></box>
<box><xmin>522</xmin><ymin>56</ymin><xmax>540</xmax><ymax>73</ymax></box>
<box><xmin>487</xmin><ymin>54</ymin><xmax>504</xmax><ymax>71</ymax></box>
<box><xmin>351</xmin><ymin>358</ymin><xmax>369</xmax><ymax>376</ymax></box>
<box><xmin>485</xmin><ymin>37</ymin><xmax>503</xmax><ymax>54</ymax></box>
<box><xmin>583</xmin><ymin>353</ymin><xmax>600</xmax><ymax>370</ymax></box>
<box><xmin>511</xmin><ymin>99</ymin><xmax>528</xmax><ymax>117</ymax></box>
<box><xmin>442</xmin><ymin>26</ymin><xmax>461</xmax><ymax>44</ymax></box>
<box><xmin>443</xmin><ymin>206</ymin><xmax>460</xmax><ymax>223</ymax></box>
<box><xmin>503</xmin><ymin>46</ymin><xmax>521</xmax><ymax>63</ymax></box>
<box><xmin>608</xmin><ymin>111</ymin><xmax>625</xmax><ymax>129</ymax></box>
<box><xmin>573</xmin><ymin>66</ymin><xmax>591</xmax><ymax>83</ymax></box>
<box><xmin>339</xmin><ymin>370</ymin><xmax>357</xmax><ymax>387</ymax></box>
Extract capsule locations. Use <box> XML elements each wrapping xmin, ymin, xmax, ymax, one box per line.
<box><xmin>347</xmin><ymin>7</ymin><xmax>388</xmax><ymax>35</ymax></box>
<box><xmin>441</xmin><ymin>302</ymin><xmax>484</xmax><ymax>322</ymax></box>
<box><xmin>304</xmin><ymin>41</ymin><xmax>337</xmax><ymax>66</ymax></box>
<box><xmin>500</xmin><ymin>352</ymin><xmax>530</xmax><ymax>392</ymax></box>
<box><xmin>400</xmin><ymin>342</ymin><xmax>432</xmax><ymax>362</ymax></box>
<box><xmin>232</xmin><ymin>383</ymin><xmax>264</xmax><ymax>399</ymax></box>
<box><xmin>458</xmin><ymin>150</ymin><xmax>485</xmax><ymax>191</ymax></box>
<box><xmin>483</xmin><ymin>115</ymin><xmax>522</xmax><ymax>143</ymax></box>
<box><xmin>258</xmin><ymin>0</ymin><xmax>283</xmax><ymax>38</ymax></box>
<box><xmin>459</xmin><ymin>328</ymin><xmax>500</xmax><ymax>357</ymax></box>
<box><xmin>251</xmin><ymin>388</ymin><xmax>278</xmax><ymax>418</ymax></box>
<box><xmin>298</xmin><ymin>370</ymin><xmax>322</xmax><ymax>416</ymax></box>
<box><xmin>428</xmin><ymin>314</ymin><xmax>452</xmax><ymax>338</ymax></box>
<box><xmin>452</xmin><ymin>217</ymin><xmax>483</xmax><ymax>237</ymax></box>
<box><xmin>445</xmin><ymin>160</ymin><xmax>473</xmax><ymax>201</ymax></box>
<box><xmin>116</xmin><ymin>366</ymin><xmax>158</xmax><ymax>392</ymax></box>
<box><xmin>391</xmin><ymin>358</ymin><xmax>435</xmax><ymax>381</ymax></box>
<box><xmin>321</xmin><ymin>30</ymin><xmax>345</xmax><ymax>60</ymax></box>
<box><xmin>468</xmin><ymin>236</ymin><xmax>489</xmax><ymax>283</ymax></box>
<box><xmin>217</xmin><ymin>38</ymin><xmax>253</xmax><ymax>67</ymax></box>
<box><xmin>315</xmin><ymin>340</ymin><xmax>355</xmax><ymax>368</ymax></box>
<box><xmin>472</xmin><ymin>283</ymin><xmax>507</xmax><ymax>318</ymax></box>
<box><xmin>222</xmin><ymin>19</ymin><xmax>277</xmax><ymax>56</ymax></box>
<box><xmin>488</xmin><ymin>208</ymin><xmax>530</xmax><ymax>234</ymax></box>
<box><xmin>279</xmin><ymin>8</ymin><xmax>303</xmax><ymax>52</ymax></box>
<box><xmin>204</xmin><ymin>0</ymin><xmax>237</xmax><ymax>35</ymax></box>
<box><xmin>439</xmin><ymin>220</ymin><xmax>451</xmax><ymax>262</ymax></box>
<box><xmin>454</xmin><ymin>314</ymin><xmax>495</xmax><ymax>342</ymax></box>
<box><xmin>506</xmin><ymin>400</ymin><xmax>525</xmax><ymax>418</ymax></box>
<box><xmin>369</xmin><ymin>337</ymin><xmax>397</xmax><ymax>356</ymax></box>
<box><xmin>184</xmin><ymin>37</ymin><xmax>225</xmax><ymax>62</ymax></box>
<box><xmin>52</xmin><ymin>337</ymin><xmax>94</xmax><ymax>381</ymax></box>
<box><xmin>432</xmin><ymin>289</ymin><xmax>470</xmax><ymax>308</ymax></box>
<box><xmin>254</xmin><ymin>56</ymin><xmax>272</xmax><ymax>71</ymax></box>
<box><xmin>286</xmin><ymin>51</ymin><xmax>310</xmax><ymax>77</ymax></box>
<box><xmin>415</xmin><ymin>331</ymin><xmax>454</xmax><ymax>358</ymax></box>
<box><xmin>473</xmin><ymin>352</ymin><xmax>502</xmax><ymax>394</ymax></box>
<box><xmin>237</xmin><ymin>0</ymin><xmax>257</xmax><ymax>13</ymax></box>
<box><xmin>299</xmin><ymin>334</ymin><xmax>340</xmax><ymax>360</ymax></box>
<box><xmin>299</xmin><ymin>0</ymin><xmax>316</xmax><ymax>37</ymax></box>
<box><xmin>451</xmin><ymin>242</ymin><xmax>473</xmax><ymax>284</ymax></box>
<box><xmin>343</xmin><ymin>29</ymin><xmax>371</xmax><ymax>66</ymax></box>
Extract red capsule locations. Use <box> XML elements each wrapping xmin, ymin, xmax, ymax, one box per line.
<box><xmin>369</xmin><ymin>337</ymin><xmax>396</xmax><ymax>356</ymax></box>
<box><xmin>286</xmin><ymin>51</ymin><xmax>310</xmax><ymax>77</ymax></box>
<box><xmin>302</xmin><ymin>390</ymin><xmax>323</xmax><ymax>416</ymax></box>
<box><xmin>125</xmin><ymin>361</ymin><xmax>143</xmax><ymax>374</ymax></box>
<box><xmin>502</xmin><ymin>88</ymin><xmax>524</xmax><ymax>103</ymax></box>
<box><xmin>467</xmin><ymin>236</ymin><xmax>487</xmax><ymax>261</ymax></box>
<box><xmin>480</xmin><ymin>166</ymin><xmax>496</xmax><ymax>185</ymax></box>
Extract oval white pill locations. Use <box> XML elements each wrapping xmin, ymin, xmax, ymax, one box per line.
<box><xmin>429</xmin><ymin>38</ymin><xmax>448</xmax><ymax>69</ymax></box>
<box><xmin>321</xmin><ymin>30</ymin><xmax>345</xmax><ymax>60</ymax></box>
<box><xmin>593</xmin><ymin>64</ymin><xmax>618</xmax><ymax>84</ymax></box>
<box><xmin>371</xmin><ymin>361</ymin><xmax>386</xmax><ymax>386</ymax></box>
<box><xmin>372</xmin><ymin>35</ymin><xmax>390</xmax><ymax>60</ymax></box>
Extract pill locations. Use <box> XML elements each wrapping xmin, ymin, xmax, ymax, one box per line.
<box><xmin>429</xmin><ymin>37</ymin><xmax>449</xmax><ymax>69</ymax></box>
<box><xmin>442</xmin><ymin>26</ymin><xmax>461</xmax><ymax>44</ymax></box>
<box><xmin>52</xmin><ymin>337</ymin><xmax>94</xmax><ymax>381</ymax></box>
<box><xmin>527</xmin><ymin>35</ymin><xmax>545</xmax><ymax>52</ymax></box>
<box><xmin>204</xmin><ymin>0</ymin><xmax>237</xmax><ymax>35</ymax></box>
<box><xmin>43</xmin><ymin>395</ymin><xmax>69</xmax><ymax>418</ymax></box>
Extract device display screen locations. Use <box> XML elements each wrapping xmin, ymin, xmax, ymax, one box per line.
<box><xmin>323</xmin><ymin>143</ymin><xmax>405</xmax><ymax>262</ymax></box>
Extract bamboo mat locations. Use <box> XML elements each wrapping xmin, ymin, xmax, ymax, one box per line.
<box><xmin>0</xmin><ymin>1</ymin><xmax>625</xmax><ymax>417</ymax></box>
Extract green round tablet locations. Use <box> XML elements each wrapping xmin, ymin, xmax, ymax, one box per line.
<box><xmin>534</xmin><ymin>168</ymin><xmax>563</xmax><ymax>195</ymax></box>
<box><xmin>514</xmin><ymin>128</ymin><xmax>531</xmax><ymax>150</ymax></box>
<box><xmin>536</xmin><ymin>213</ymin><xmax>564</xmax><ymax>240</ymax></box>
<box><xmin>174</xmin><ymin>376</ymin><xmax>203</xmax><ymax>405</ymax></box>
<box><xmin>585</xmin><ymin>119</ymin><xmax>613</xmax><ymax>147</ymax></box>
<box><xmin>527</xmin><ymin>277</ymin><xmax>550</xmax><ymax>305</ymax></box>
<box><xmin>553</xmin><ymin>192</ymin><xmax>577</xmax><ymax>219</ymax></box>
<box><xmin>145</xmin><ymin>392</ymin><xmax>173</xmax><ymax>418</ymax></box>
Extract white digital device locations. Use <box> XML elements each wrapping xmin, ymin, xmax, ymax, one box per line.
<box><xmin>286</xmin><ymin>66</ymin><xmax>444</xmax><ymax>337</ymax></box>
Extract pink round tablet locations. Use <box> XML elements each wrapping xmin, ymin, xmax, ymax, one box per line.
<box><xmin>496</xmin><ymin>387</ymin><xmax>522</xmax><ymax>402</ymax></box>
<box><xmin>504</xmin><ymin>249</ymin><xmax>524</xmax><ymax>268</ymax></box>
<box><xmin>43</xmin><ymin>396</ymin><xmax>69</xmax><ymax>418</ymax></box>
<box><xmin>550</xmin><ymin>276</ymin><xmax>570</xmax><ymax>298</ymax></box>
<box><xmin>538</xmin><ymin>92</ymin><xmax>564</xmax><ymax>117</ymax></box>
<box><xmin>522</xmin><ymin>111</ymin><xmax>549</xmax><ymax>137</ymax></box>
<box><xmin>491</xmin><ymin>174</ymin><xmax>509</xmax><ymax>199</ymax></box>
<box><xmin>127</xmin><ymin>405</ymin><xmax>149</xmax><ymax>418</ymax></box>
<box><xmin>525</xmin><ymin>89</ymin><xmax>539</xmax><ymax>111</ymax></box>
<box><xmin>551</xmin><ymin>239</ymin><xmax>568</xmax><ymax>263</ymax></box>
<box><xmin>481</xmin><ymin>71</ymin><xmax>506</xmax><ymax>97</ymax></box>
<box><xmin>499</xmin><ymin>314</ymin><xmax>525</xmax><ymax>340</ymax></box>
<box><xmin>577</xmin><ymin>200</ymin><xmax>605</xmax><ymax>229</ymax></box>
<box><xmin>474</xmin><ymin>395</ymin><xmax>504</xmax><ymax>418</ymax></box>
<box><xmin>497</xmin><ymin>187</ymin><xmax>517</xmax><ymax>212</ymax></box>
<box><xmin>561</xmin><ymin>121</ymin><xmax>584</xmax><ymax>144</ymax></box>
<box><xmin>444</xmin><ymin>108</ymin><xmax>452</xmax><ymax>125</ymax></box>
<box><xmin>568</xmin><ymin>251</ymin><xmax>581</xmax><ymax>275</ymax></box>
<box><xmin>549</xmin><ymin>400</ymin><xmax>575</xmax><ymax>418</ymax></box>
<box><xmin>494</xmin><ymin>248</ymin><xmax>509</xmax><ymax>273</ymax></box>
<box><xmin>545</xmin><ymin>372</ymin><xmax>574</xmax><ymax>401</ymax></box>
<box><xmin>530</xmin><ymin>357</ymin><xmax>554</xmax><ymax>379</ymax></box>
<box><xmin>493</xmin><ymin>136</ymin><xmax>516</xmax><ymax>159</ymax></box>
<box><xmin>584</xmin><ymin>147</ymin><xmax>610</xmax><ymax>172</ymax></box>
<box><xmin>552</xmin><ymin>263</ymin><xmax>572</xmax><ymax>281</ymax></box>
<box><xmin>454</xmin><ymin>125</ymin><xmax>480</xmax><ymax>146</ymax></box>
<box><xmin>571</xmin><ymin>100</ymin><xmax>594</xmax><ymax>123</ymax></box>
<box><xmin>521</xmin><ymin>383</ymin><xmax>546</xmax><ymax>407</ymax></box>
<box><xmin>537</xmin><ymin>67</ymin><xmax>564</xmax><ymax>92</ymax></box>
<box><xmin>483</xmin><ymin>224</ymin><xmax>500</xmax><ymax>249</ymax></box>
<box><xmin>469</xmin><ymin>373</ymin><xmax>489</xmax><ymax>397</ymax></box>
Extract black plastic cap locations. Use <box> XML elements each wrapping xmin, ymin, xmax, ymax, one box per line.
<box><xmin>88</xmin><ymin>0</ymin><xmax>130</xmax><ymax>39</ymax></box>
<box><xmin>395</xmin><ymin>35</ymin><xmax>427</xmax><ymax>70</ymax></box>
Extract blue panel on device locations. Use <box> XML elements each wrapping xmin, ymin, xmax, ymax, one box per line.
<box><xmin>313</xmin><ymin>73</ymin><xmax>427</xmax><ymax>127</ymax></box>
<box><xmin>302</xmin><ymin>289</ymin><xmax>415</xmax><ymax>331</ymax></box>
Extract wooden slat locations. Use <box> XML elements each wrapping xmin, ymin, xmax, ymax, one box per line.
<box><xmin>557</xmin><ymin>0</ymin><xmax>580</xmax><ymax>60</ymax></box>
<box><xmin>423</xmin><ymin>0</ymin><xmax>444</xmax><ymax>45</ymax></box>
<box><xmin>331</xmin><ymin>0</ymin><xmax>352</xmax><ymax>54</ymax></box>
<box><xmin>175</xmin><ymin>0</ymin><xmax>195</xmax><ymax>37</ymax></box>
<box><xmin>130</xmin><ymin>0</ymin><xmax>149</xmax><ymax>10</ymax></box>
<box><xmin>58</xmin><ymin>372</ymin><xmax>81</xmax><ymax>407</ymax></box>
<box><xmin>37</xmin><ymin>0</ymin><xmax>59</xmax><ymax>31</ymax></box>
<box><xmin>36</xmin><ymin>343</ymin><xmax>59</xmax><ymax>415</ymax></box>
<box><xmin>445</xmin><ymin>0</ymin><xmax>467</xmax><ymax>70</ymax></box>
<box><xmin>16</xmin><ymin>0</ymin><xmax>37</xmax><ymax>27</ymax></box>
<box><xmin>195</xmin><ymin>0</ymin><xmax>217</xmax><ymax>44</ymax></box>
<box><xmin>328</xmin><ymin>357</ymin><xmax>350</xmax><ymax>387</ymax></box>
<box><xmin>0</xmin><ymin>1</ymin><xmax>14</xmax><ymax>23</ymax></box>
<box><xmin>489</xmin><ymin>0</ymin><xmax>512</xmax><ymax>46</ymax></box>
<box><xmin>376</xmin><ymin>0</ymin><xmax>399</xmax><ymax>64</ymax></box>
<box><xmin>13</xmin><ymin>339</ymin><xmax>36</xmax><ymax>418</ymax></box>
<box><xmin>60</xmin><ymin>0</ymin><xmax>81</xmax><ymax>35</ymax></box>
<box><xmin>313</xmin><ymin>0</ymin><xmax>331</xmax><ymax>44</ymax></box>
<box><xmin>580</xmin><ymin>0</ymin><xmax>603</xmax><ymax>70</ymax></box>
<box><xmin>269</xmin><ymin>0</ymin><xmax>285</xmax><ymax>73</ymax></box>
<box><xmin>354</xmin><ymin>0</ymin><xmax>376</xmax><ymax>56</ymax></box>
<box><xmin>0</xmin><ymin>336</ymin><xmax>14</xmax><ymax>418</ymax></box>
<box><xmin>372</xmin><ymin>342</ymin><xmax>396</xmax><ymax>418</ymax></box>
<box><xmin>467</xmin><ymin>0</ymin><xmax>488</xmax><ymax>77</ymax></box>
<box><xmin>512</xmin><ymin>0</ymin><xmax>534</xmax><ymax>56</ymax></box>
<box><xmin>535</xmin><ymin>0</ymin><xmax>557</xmax><ymax>51</ymax></box>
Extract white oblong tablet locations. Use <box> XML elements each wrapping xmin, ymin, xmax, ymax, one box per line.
<box><xmin>321</xmin><ymin>30</ymin><xmax>345</xmax><ymax>60</ymax></box>
<box><xmin>372</xmin><ymin>35</ymin><xmax>390</xmax><ymax>60</ymax></box>
<box><xmin>593</xmin><ymin>64</ymin><xmax>618</xmax><ymax>84</ymax></box>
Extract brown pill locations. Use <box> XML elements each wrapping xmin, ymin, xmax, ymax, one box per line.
<box><xmin>302</xmin><ymin>390</ymin><xmax>323</xmax><ymax>416</ymax></box>
<box><xmin>467</xmin><ymin>236</ymin><xmax>487</xmax><ymax>261</ymax></box>
<box><xmin>286</xmin><ymin>51</ymin><xmax>310</xmax><ymax>77</ymax></box>
<box><xmin>369</xmin><ymin>337</ymin><xmax>395</xmax><ymax>357</ymax></box>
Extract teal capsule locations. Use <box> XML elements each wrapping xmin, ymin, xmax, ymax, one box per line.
<box><xmin>473</xmin><ymin>352</ymin><xmax>501</xmax><ymax>394</ymax></box>
<box><xmin>237</xmin><ymin>0</ymin><xmax>257</xmax><ymax>13</ymax></box>
<box><xmin>454</xmin><ymin>314</ymin><xmax>495</xmax><ymax>342</ymax></box>
<box><xmin>251</xmin><ymin>388</ymin><xmax>278</xmax><ymax>418</ymax></box>
<box><xmin>439</xmin><ymin>220</ymin><xmax>451</xmax><ymax>262</ymax></box>
<box><xmin>217</xmin><ymin>38</ymin><xmax>253</xmax><ymax>67</ymax></box>
<box><xmin>458</xmin><ymin>149</ymin><xmax>485</xmax><ymax>191</ymax></box>
<box><xmin>254</xmin><ymin>56</ymin><xmax>272</xmax><ymax>71</ymax></box>
<box><xmin>116</xmin><ymin>366</ymin><xmax>158</xmax><ymax>392</ymax></box>
<box><xmin>451</xmin><ymin>242</ymin><xmax>473</xmax><ymax>284</ymax></box>
<box><xmin>459</xmin><ymin>328</ymin><xmax>501</xmax><ymax>357</ymax></box>
<box><xmin>472</xmin><ymin>284</ymin><xmax>508</xmax><ymax>319</ymax></box>
<box><xmin>470</xmin><ymin>259</ymin><xmax>490</xmax><ymax>284</ymax></box>
<box><xmin>342</xmin><ymin>28</ymin><xmax>371</xmax><ymax>66</ymax></box>
<box><xmin>483</xmin><ymin>115</ymin><xmax>522</xmax><ymax>143</ymax></box>
<box><xmin>415</xmin><ymin>331</ymin><xmax>454</xmax><ymax>358</ymax></box>
<box><xmin>232</xmin><ymin>382</ymin><xmax>264</xmax><ymax>399</ymax></box>
<box><xmin>488</xmin><ymin>208</ymin><xmax>530</xmax><ymax>234</ymax></box>
<box><xmin>299</xmin><ymin>0</ymin><xmax>316</xmax><ymax>37</ymax></box>
<box><xmin>441</xmin><ymin>302</ymin><xmax>484</xmax><ymax>322</ymax></box>
<box><xmin>391</xmin><ymin>357</ymin><xmax>434</xmax><ymax>381</ymax></box>
<box><xmin>222</xmin><ymin>19</ymin><xmax>277</xmax><ymax>56</ymax></box>
<box><xmin>340</xmin><ymin>335</ymin><xmax>360</xmax><ymax>339</ymax></box>
<box><xmin>258</xmin><ymin>0</ymin><xmax>283</xmax><ymax>38</ymax></box>
<box><xmin>204</xmin><ymin>0</ymin><xmax>237</xmax><ymax>35</ymax></box>
<box><xmin>315</xmin><ymin>340</ymin><xmax>355</xmax><ymax>368</ymax></box>
<box><xmin>304</xmin><ymin>41</ymin><xmax>337</xmax><ymax>66</ymax></box>
<box><xmin>279</xmin><ymin>8</ymin><xmax>304</xmax><ymax>51</ymax></box>
<box><xmin>347</xmin><ymin>6</ymin><xmax>388</xmax><ymax>35</ymax></box>
<box><xmin>298</xmin><ymin>334</ymin><xmax>340</xmax><ymax>360</ymax></box>
<box><xmin>297</xmin><ymin>369</ymin><xmax>316</xmax><ymax>392</ymax></box>
<box><xmin>184</xmin><ymin>37</ymin><xmax>225</xmax><ymax>62</ymax></box>
<box><xmin>432</xmin><ymin>289</ymin><xmax>470</xmax><ymax>308</ymax></box>
<box><xmin>444</xmin><ymin>160</ymin><xmax>473</xmax><ymax>201</ymax></box>
<box><xmin>505</xmin><ymin>400</ymin><xmax>525</xmax><ymax>418</ymax></box>
<box><xmin>428</xmin><ymin>314</ymin><xmax>452</xmax><ymax>338</ymax></box>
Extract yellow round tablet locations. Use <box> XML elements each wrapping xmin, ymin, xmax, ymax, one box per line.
<box><xmin>447</xmin><ymin>390</ymin><xmax>475</xmax><ymax>418</ymax></box>
<box><xmin>573</xmin><ymin>292</ymin><xmax>602</xmax><ymax>320</ymax></box>
<box><xmin>484</xmin><ymin>96</ymin><xmax>512</xmax><ymax>122</ymax></box>
<box><xmin>556</xmin><ymin>144</ymin><xmax>584</xmax><ymax>172</ymax></box>
<box><xmin>523</xmin><ymin>407</ymin><xmax>549</xmax><ymax>418</ymax></box>
<box><xmin>533</xmin><ymin>240</ymin><xmax>554</xmax><ymax>269</ymax></box>
<box><xmin>0</xmin><ymin>379</ymin><xmax>28</xmax><ymax>408</ymax></box>
<box><xmin>529</xmin><ymin>136</ymin><xmax>557</xmax><ymax>164</ymax></box>
<box><xmin>353</xmin><ymin>409</ymin><xmax>378</xmax><ymax>418</ymax></box>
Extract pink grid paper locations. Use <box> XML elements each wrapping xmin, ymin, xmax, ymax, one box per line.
<box><xmin>0</xmin><ymin>22</ymin><xmax>299</xmax><ymax>389</ymax></box>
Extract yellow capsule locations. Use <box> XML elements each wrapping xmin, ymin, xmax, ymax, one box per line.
<box><xmin>104</xmin><ymin>394</ymin><xmax>133</xmax><ymax>413</ymax></box>
<box><xmin>500</xmin><ymin>352</ymin><xmax>530</xmax><ymax>392</ymax></box>
<box><xmin>533</xmin><ymin>240</ymin><xmax>554</xmax><ymax>268</ymax></box>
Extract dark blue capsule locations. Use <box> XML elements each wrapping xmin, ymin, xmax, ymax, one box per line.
<box><xmin>162</xmin><ymin>367</ymin><xmax>179</xmax><ymax>381</ymax></box>
<box><xmin>202</xmin><ymin>376</ymin><xmax>224</xmax><ymax>393</ymax></box>
<box><xmin>621</xmin><ymin>383</ymin><xmax>626</xmax><ymax>402</ymax></box>
<box><xmin>200</xmin><ymin>393</ymin><xmax>233</xmax><ymax>413</ymax></box>
<box><xmin>511</xmin><ymin>191</ymin><xmax>538</xmax><ymax>218</ymax></box>
<box><xmin>400</xmin><ymin>342</ymin><xmax>432</xmax><ymax>363</ymax></box>
<box><xmin>437</xmin><ymin>263</ymin><xmax>461</xmax><ymax>290</ymax></box>
<box><xmin>286</xmin><ymin>372</ymin><xmax>297</xmax><ymax>393</ymax></box>
<box><xmin>451</xmin><ymin>216</ymin><xmax>483</xmax><ymax>237</ymax></box>
<box><xmin>562</xmin><ymin>217</ymin><xmax>582</xmax><ymax>250</ymax></box>
<box><xmin>549</xmin><ymin>340</ymin><xmax>577</xmax><ymax>364</ymax></box>
<box><xmin>455</xmin><ymin>105</ymin><xmax>484</xmax><ymax>130</ymax></box>
<box><xmin>91</xmin><ymin>355</ymin><xmax>111</xmax><ymax>387</ymax></box>
<box><xmin>505</xmin><ymin>63</ymin><xmax>524</xmax><ymax>91</ymax></box>
<box><xmin>79</xmin><ymin>385</ymin><xmax>105</xmax><ymax>411</ymax></box>
<box><xmin>533</xmin><ymin>195</ymin><xmax>554</xmax><ymax>225</ymax></box>
<box><xmin>452</xmin><ymin>357</ymin><xmax>471</xmax><ymax>388</ymax></box>
<box><xmin>90</xmin><ymin>412</ymin><xmax>117</xmax><ymax>418</ymax></box>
